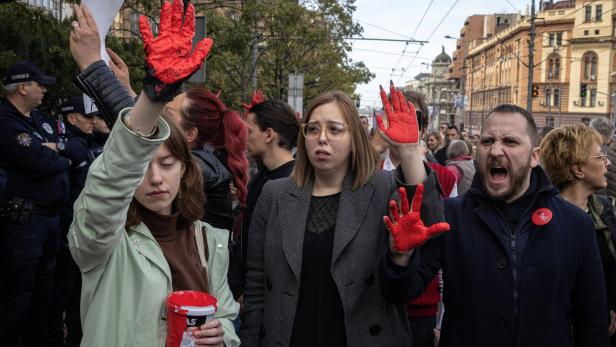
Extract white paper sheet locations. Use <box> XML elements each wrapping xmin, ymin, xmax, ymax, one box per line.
<box><xmin>81</xmin><ymin>0</ymin><xmax>125</xmax><ymax>116</ymax></box>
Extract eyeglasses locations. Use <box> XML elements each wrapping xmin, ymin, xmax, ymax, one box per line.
<box><xmin>588</xmin><ymin>151</ymin><xmax>609</xmax><ymax>164</ymax></box>
<box><xmin>301</xmin><ymin>122</ymin><xmax>350</xmax><ymax>139</ymax></box>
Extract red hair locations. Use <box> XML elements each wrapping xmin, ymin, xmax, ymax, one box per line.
<box><xmin>181</xmin><ymin>88</ymin><xmax>249</xmax><ymax>206</ymax></box>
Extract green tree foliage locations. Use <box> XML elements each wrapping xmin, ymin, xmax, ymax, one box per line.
<box><xmin>0</xmin><ymin>2</ymin><xmax>79</xmax><ymax>115</ymax></box>
<box><xmin>117</xmin><ymin>0</ymin><xmax>373</xmax><ymax>109</ymax></box>
<box><xmin>106</xmin><ymin>37</ymin><xmax>145</xmax><ymax>94</ymax></box>
<box><xmin>0</xmin><ymin>0</ymin><xmax>373</xmax><ymax>115</ymax></box>
<box><xmin>205</xmin><ymin>0</ymin><xmax>374</xmax><ymax>108</ymax></box>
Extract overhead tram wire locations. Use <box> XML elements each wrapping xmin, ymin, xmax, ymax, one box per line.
<box><xmin>356</xmin><ymin>20</ymin><xmax>414</xmax><ymax>39</ymax></box>
<box><xmin>504</xmin><ymin>0</ymin><xmax>518</xmax><ymax>12</ymax></box>
<box><xmin>459</xmin><ymin>1</ymin><xmax>605</xmax><ymax>74</ymax></box>
<box><xmin>397</xmin><ymin>0</ymin><xmax>461</xmax><ymax>84</ymax></box>
<box><xmin>389</xmin><ymin>0</ymin><xmax>435</xmax><ymax>80</ymax></box>
<box><xmin>352</xmin><ymin>47</ymin><xmax>433</xmax><ymax>59</ymax></box>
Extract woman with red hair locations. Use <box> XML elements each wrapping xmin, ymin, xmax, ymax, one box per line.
<box><xmin>165</xmin><ymin>88</ymin><xmax>249</xmax><ymax>232</ymax></box>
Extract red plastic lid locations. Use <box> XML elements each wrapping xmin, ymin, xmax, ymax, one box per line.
<box><xmin>166</xmin><ymin>291</ymin><xmax>218</xmax><ymax>315</ymax></box>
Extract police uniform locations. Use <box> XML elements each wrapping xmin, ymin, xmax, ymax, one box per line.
<box><xmin>0</xmin><ymin>62</ymin><xmax>69</xmax><ymax>346</ymax></box>
<box><xmin>50</xmin><ymin>96</ymin><xmax>103</xmax><ymax>346</ymax></box>
<box><xmin>58</xmin><ymin>96</ymin><xmax>102</xmax><ymax>202</ymax></box>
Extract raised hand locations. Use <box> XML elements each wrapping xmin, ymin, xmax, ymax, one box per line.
<box><xmin>242</xmin><ymin>89</ymin><xmax>265</xmax><ymax>111</ymax></box>
<box><xmin>139</xmin><ymin>0</ymin><xmax>213</xmax><ymax>100</ymax></box>
<box><xmin>69</xmin><ymin>4</ymin><xmax>102</xmax><ymax>71</ymax></box>
<box><xmin>384</xmin><ymin>185</ymin><xmax>450</xmax><ymax>253</ymax></box>
<box><xmin>106</xmin><ymin>48</ymin><xmax>137</xmax><ymax>97</ymax></box>
<box><xmin>376</xmin><ymin>81</ymin><xmax>419</xmax><ymax>145</ymax></box>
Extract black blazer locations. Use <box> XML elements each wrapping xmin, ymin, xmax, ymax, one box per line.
<box><xmin>241</xmin><ymin>168</ymin><xmax>444</xmax><ymax>346</ymax></box>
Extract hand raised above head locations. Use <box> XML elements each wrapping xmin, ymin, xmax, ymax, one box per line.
<box><xmin>69</xmin><ymin>4</ymin><xmax>102</xmax><ymax>71</ymax></box>
<box><xmin>376</xmin><ymin>81</ymin><xmax>420</xmax><ymax>146</ymax></box>
<box><xmin>140</xmin><ymin>0</ymin><xmax>214</xmax><ymax>101</ymax></box>
<box><xmin>106</xmin><ymin>48</ymin><xmax>137</xmax><ymax>97</ymax></box>
<box><xmin>242</xmin><ymin>89</ymin><xmax>265</xmax><ymax>112</ymax></box>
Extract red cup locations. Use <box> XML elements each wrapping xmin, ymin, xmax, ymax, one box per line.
<box><xmin>166</xmin><ymin>291</ymin><xmax>218</xmax><ymax>347</ymax></box>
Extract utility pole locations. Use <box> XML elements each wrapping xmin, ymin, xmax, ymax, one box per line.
<box><xmin>547</xmin><ymin>73</ymin><xmax>552</xmax><ymax>126</ymax></box>
<box><xmin>527</xmin><ymin>0</ymin><xmax>536</xmax><ymax>112</ymax></box>
<box><xmin>613</xmin><ymin>94</ymin><xmax>616</xmax><ymax>121</ymax></box>
<box><xmin>460</xmin><ymin>46</ymin><xmax>467</xmax><ymax>128</ymax></box>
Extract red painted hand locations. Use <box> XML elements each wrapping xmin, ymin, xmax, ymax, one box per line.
<box><xmin>376</xmin><ymin>81</ymin><xmax>419</xmax><ymax>144</ymax></box>
<box><xmin>384</xmin><ymin>185</ymin><xmax>450</xmax><ymax>253</ymax></box>
<box><xmin>242</xmin><ymin>89</ymin><xmax>265</xmax><ymax>111</ymax></box>
<box><xmin>139</xmin><ymin>0</ymin><xmax>213</xmax><ymax>85</ymax></box>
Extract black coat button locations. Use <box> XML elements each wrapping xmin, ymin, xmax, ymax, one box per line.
<box><xmin>498</xmin><ymin>315</ymin><xmax>509</xmax><ymax>327</ymax></box>
<box><xmin>497</xmin><ymin>258</ymin><xmax>508</xmax><ymax>270</ymax></box>
<box><xmin>369</xmin><ymin>324</ymin><xmax>381</xmax><ymax>336</ymax></box>
<box><xmin>266</xmin><ymin>277</ymin><xmax>272</xmax><ymax>291</ymax></box>
<box><xmin>365</xmin><ymin>274</ymin><xmax>374</xmax><ymax>286</ymax></box>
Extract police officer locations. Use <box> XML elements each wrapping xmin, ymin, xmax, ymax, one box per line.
<box><xmin>0</xmin><ymin>62</ymin><xmax>70</xmax><ymax>346</ymax></box>
<box><xmin>50</xmin><ymin>96</ymin><xmax>102</xmax><ymax>346</ymax></box>
<box><xmin>58</xmin><ymin>96</ymin><xmax>100</xmax><ymax>198</ymax></box>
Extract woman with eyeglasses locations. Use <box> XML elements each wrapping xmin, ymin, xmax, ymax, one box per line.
<box><xmin>540</xmin><ymin>124</ymin><xmax>616</xmax><ymax>343</ymax></box>
<box><xmin>240</xmin><ymin>86</ymin><xmax>447</xmax><ymax>346</ymax></box>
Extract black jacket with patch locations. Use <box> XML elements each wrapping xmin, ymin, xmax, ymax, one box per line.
<box><xmin>0</xmin><ymin>99</ymin><xmax>70</xmax><ymax>205</ymax></box>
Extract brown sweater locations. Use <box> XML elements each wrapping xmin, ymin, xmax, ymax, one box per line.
<box><xmin>138</xmin><ymin>204</ymin><xmax>209</xmax><ymax>292</ymax></box>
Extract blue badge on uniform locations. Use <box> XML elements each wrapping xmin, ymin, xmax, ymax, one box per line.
<box><xmin>16</xmin><ymin>133</ymin><xmax>32</xmax><ymax>147</ymax></box>
<box><xmin>42</xmin><ymin>122</ymin><xmax>54</xmax><ymax>135</ymax></box>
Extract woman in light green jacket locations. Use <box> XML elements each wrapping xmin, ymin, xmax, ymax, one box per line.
<box><xmin>67</xmin><ymin>5</ymin><xmax>239</xmax><ymax>346</ymax></box>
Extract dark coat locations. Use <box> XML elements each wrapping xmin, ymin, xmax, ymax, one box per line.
<box><xmin>62</xmin><ymin>123</ymin><xmax>101</xmax><ymax>204</ymax></box>
<box><xmin>605</xmin><ymin>142</ymin><xmax>616</xmax><ymax>198</ymax></box>
<box><xmin>401</xmin><ymin>166</ymin><xmax>608</xmax><ymax>347</ymax></box>
<box><xmin>191</xmin><ymin>146</ymin><xmax>233</xmax><ymax>231</ymax></box>
<box><xmin>241</xmin><ymin>168</ymin><xmax>444</xmax><ymax>346</ymax></box>
<box><xmin>0</xmin><ymin>99</ymin><xmax>70</xmax><ymax>205</ymax></box>
<box><xmin>588</xmin><ymin>194</ymin><xmax>616</xmax><ymax>313</ymax></box>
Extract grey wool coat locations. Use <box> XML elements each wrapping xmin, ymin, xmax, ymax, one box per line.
<box><xmin>240</xmin><ymin>167</ymin><xmax>445</xmax><ymax>346</ymax></box>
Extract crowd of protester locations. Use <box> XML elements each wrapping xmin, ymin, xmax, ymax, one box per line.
<box><xmin>0</xmin><ymin>2</ymin><xmax>615</xmax><ymax>347</ymax></box>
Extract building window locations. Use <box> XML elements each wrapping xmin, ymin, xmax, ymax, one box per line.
<box><xmin>585</xmin><ymin>5</ymin><xmax>592</xmax><ymax>22</ymax></box>
<box><xmin>547</xmin><ymin>54</ymin><xmax>561</xmax><ymax>80</ymax></box>
<box><xmin>546</xmin><ymin>88</ymin><xmax>551</xmax><ymax>107</ymax></box>
<box><xmin>548</xmin><ymin>32</ymin><xmax>563</xmax><ymax>47</ymax></box>
<box><xmin>595</xmin><ymin>29</ymin><xmax>600</xmax><ymax>35</ymax></box>
<box><xmin>581</xmin><ymin>94</ymin><xmax>587</xmax><ymax>107</ymax></box>
<box><xmin>130</xmin><ymin>13</ymin><xmax>139</xmax><ymax>36</ymax></box>
<box><xmin>584</xmin><ymin>30</ymin><xmax>589</xmax><ymax>36</ymax></box>
<box><xmin>553</xmin><ymin>88</ymin><xmax>560</xmax><ymax>106</ymax></box>
<box><xmin>582</xmin><ymin>51</ymin><xmax>598</xmax><ymax>81</ymax></box>
<box><xmin>590</xmin><ymin>89</ymin><xmax>597</xmax><ymax>107</ymax></box>
<box><xmin>596</xmin><ymin>5</ymin><xmax>603</xmax><ymax>21</ymax></box>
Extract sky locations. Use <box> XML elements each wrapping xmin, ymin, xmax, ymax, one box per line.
<box><xmin>349</xmin><ymin>0</ymin><xmax>531</xmax><ymax>109</ymax></box>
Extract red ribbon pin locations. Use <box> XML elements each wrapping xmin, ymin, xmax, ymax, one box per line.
<box><xmin>532</xmin><ymin>208</ymin><xmax>553</xmax><ymax>226</ymax></box>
